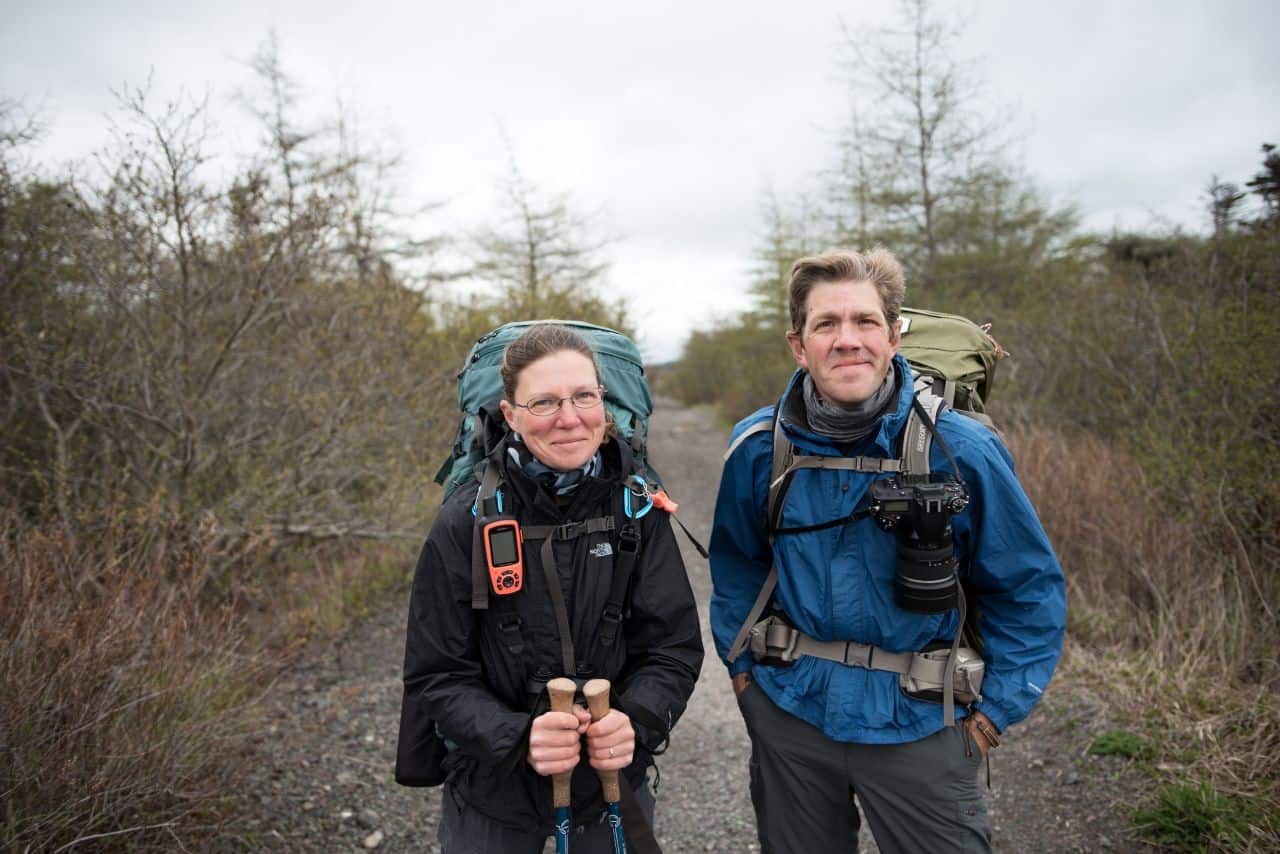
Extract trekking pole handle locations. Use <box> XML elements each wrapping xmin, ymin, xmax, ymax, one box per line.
<box><xmin>582</xmin><ymin>679</ymin><xmax>622</xmax><ymax>803</ymax></box>
<box><xmin>547</xmin><ymin>677</ymin><xmax>578</xmax><ymax>809</ymax></box>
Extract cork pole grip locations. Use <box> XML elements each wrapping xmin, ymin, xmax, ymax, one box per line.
<box><xmin>582</xmin><ymin>679</ymin><xmax>622</xmax><ymax>803</ymax></box>
<box><xmin>546</xmin><ymin>677</ymin><xmax>578</xmax><ymax>809</ymax></box>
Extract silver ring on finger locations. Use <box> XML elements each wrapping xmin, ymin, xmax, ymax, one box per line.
<box><xmin>608</xmin><ymin>746</ymin><xmax>615</xmax><ymax>758</ymax></box>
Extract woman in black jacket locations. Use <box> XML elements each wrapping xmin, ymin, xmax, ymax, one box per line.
<box><xmin>403</xmin><ymin>324</ymin><xmax>703</xmax><ymax>853</ymax></box>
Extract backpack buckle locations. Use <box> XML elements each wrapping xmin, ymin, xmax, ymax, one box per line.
<box><xmin>597</xmin><ymin>603</ymin><xmax>623</xmax><ymax>648</ymax></box>
<box><xmin>497</xmin><ymin>613</ymin><xmax>524</xmax><ymax>655</ymax></box>
<box><xmin>618</xmin><ymin>523</ymin><xmax>641</xmax><ymax>554</ymax></box>
<box><xmin>600</xmin><ymin>603</ymin><xmax>623</xmax><ymax>628</ymax></box>
<box><xmin>553</xmin><ymin>520</ymin><xmax>589</xmax><ymax>540</ymax></box>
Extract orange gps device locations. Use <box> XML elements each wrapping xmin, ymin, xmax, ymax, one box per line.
<box><xmin>481</xmin><ymin>518</ymin><xmax>524</xmax><ymax>595</ymax></box>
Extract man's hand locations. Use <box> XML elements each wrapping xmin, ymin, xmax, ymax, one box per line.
<box><xmin>527</xmin><ymin>706</ymin><xmax>591</xmax><ymax>776</ymax></box>
<box><xmin>964</xmin><ymin>710</ymin><xmax>1002</xmax><ymax>759</ymax></box>
<box><xmin>731</xmin><ymin>672</ymin><xmax>753</xmax><ymax>697</ymax></box>
<box><xmin>585</xmin><ymin>708</ymin><xmax>635</xmax><ymax>771</ymax></box>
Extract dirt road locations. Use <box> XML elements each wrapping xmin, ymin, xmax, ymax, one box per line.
<box><xmin>233</xmin><ymin>398</ymin><xmax>1151</xmax><ymax>851</ymax></box>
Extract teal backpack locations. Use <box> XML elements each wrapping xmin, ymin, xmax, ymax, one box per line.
<box><xmin>433</xmin><ymin>320</ymin><xmax>656</xmax><ymax>498</ymax></box>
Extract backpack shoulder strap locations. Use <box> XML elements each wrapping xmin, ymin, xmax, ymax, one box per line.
<box><xmin>470</xmin><ymin>461</ymin><xmax>503</xmax><ymax>610</ymax></box>
<box><xmin>597</xmin><ymin>485</ymin><xmax>642</xmax><ymax>650</ymax></box>
<box><xmin>723</xmin><ymin>419</ymin><xmax>770</xmax><ymax>461</ymax></box>
<box><xmin>726</xmin><ymin>408</ymin><xmax>789</xmax><ymax>664</ymax></box>
<box><xmin>726</xmin><ymin>565</ymin><xmax>777</xmax><ymax>664</ymax></box>
<box><xmin>902</xmin><ymin>376</ymin><xmax>945</xmax><ymax>478</ymax></box>
<box><xmin>766</xmin><ymin>407</ymin><xmax>794</xmax><ymax>535</ymax></box>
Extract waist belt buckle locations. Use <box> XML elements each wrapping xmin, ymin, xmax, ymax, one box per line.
<box><xmin>842</xmin><ymin>641</ymin><xmax>872</xmax><ymax>669</ymax></box>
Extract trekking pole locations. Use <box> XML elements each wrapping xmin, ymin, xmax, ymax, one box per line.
<box><xmin>547</xmin><ymin>677</ymin><xmax>578</xmax><ymax>854</ymax></box>
<box><xmin>583</xmin><ymin>679</ymin><xmax>627</xmax><ymax>854</ymax></box>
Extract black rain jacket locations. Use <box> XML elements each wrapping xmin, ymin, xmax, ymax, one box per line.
<box><xmin>402</xmin><ymin>433</ymin><xmax>703</xmax><ymax>832</ymax></box>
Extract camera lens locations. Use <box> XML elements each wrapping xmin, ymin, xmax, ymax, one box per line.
<box><xmin>894</xmin><ymin>541</ymin><xmax>959</xmax><ymax>613</ymax></box>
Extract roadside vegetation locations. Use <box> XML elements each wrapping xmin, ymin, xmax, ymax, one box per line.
<box><xmin>659</xmin><ymin>3</ymin><xmax>1279</xmax><ymax>849</ymax></box>
<box><xmin>0</xmin><ymin>38</ymin><xmax>625</xmax><ymax>850</ymax></box>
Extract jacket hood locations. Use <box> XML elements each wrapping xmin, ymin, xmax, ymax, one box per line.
<box><xmin>777</xmin><ymin>353</ymin><xmax>914</xmax><ymax>457</ymax></box>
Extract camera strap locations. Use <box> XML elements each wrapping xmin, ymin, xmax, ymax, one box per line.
<box><xmin>770</xmin><ymin>506</ymin><xmax>872</xmax><ymax>536</ymax></box>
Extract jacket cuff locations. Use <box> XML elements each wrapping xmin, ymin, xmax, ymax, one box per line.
<box><xmin>973</xmin><ymin>703</ymin><xmax>1010</xmax><ymax>734</ymax></box>
<box><xmin>614</xmin><ymin>693</ymin><xmax>670</xmax><ymax>755</ymax></box>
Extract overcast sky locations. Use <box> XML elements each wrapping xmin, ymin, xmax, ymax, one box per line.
<box><xmin>3</xmin><ymin>0</ymin><xmax>1277</xmax><ymax>361</ymax></box>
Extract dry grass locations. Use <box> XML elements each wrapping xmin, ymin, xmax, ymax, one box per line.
<box><xmin>0</xmin><ymin>508</ymin><xmax>273</xmax><ymax>851</ymax></box>
<box><xmin>1009</xmin><ymin>424</ymin><xmax>1279</xmax><ymax>846</ymax></box>
<box><xmin>245</xmin><ymin>536</ymin><xmax>417</xmax><ymax>647</ymax></box>
<box><xmin>0</xmin><ymin>503</ymin><xmax>421</xmax><ymax>851</ymax></box>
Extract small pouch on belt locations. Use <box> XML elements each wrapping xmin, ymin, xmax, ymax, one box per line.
<box><xmin>746</xmin><ymin>615</ymin><xmax>799</xmax><ymax>667</ymax></box>
<box><xmin>900</xmin><ymin>645</ymin><xmax>985</xmax><ymax>705</ymax></box>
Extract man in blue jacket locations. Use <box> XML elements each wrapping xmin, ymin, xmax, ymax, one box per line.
<box><xmin>710</xmin><ymin>248</ymin><xmax>1066</xmax><ymax>853</ymax></box>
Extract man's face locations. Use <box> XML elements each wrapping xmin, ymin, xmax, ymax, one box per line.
<box><xmin>786</xmin><ymin>279</ymin><xmax>900</xmax><ymax>406</ymax></box>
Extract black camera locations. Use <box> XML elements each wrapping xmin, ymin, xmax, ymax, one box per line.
<box><xmin>868</xmin><ymin>477</ymin><xmax>969</xmax><ymax>614</ymax></box>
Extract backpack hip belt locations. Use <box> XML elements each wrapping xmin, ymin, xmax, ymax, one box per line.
<box><xmin>746</xmin><ymin>614</ymin><xmax>984</xmax><ymax>708</ymax></box>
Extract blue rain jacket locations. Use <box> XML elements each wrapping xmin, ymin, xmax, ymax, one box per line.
<box><xmin>710</xmin><ymin>355</ymin><xmax>1065</xmax><ymax>742</ymax></box>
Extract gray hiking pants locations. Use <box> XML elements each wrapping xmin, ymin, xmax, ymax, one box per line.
<box><xmin>737</xmin><ymin>679</ymin><xmax>991</xmax><ymax>853</ymax></box>
<box><xmin>437</xmin><ymin>777</ymin><xmax>655</xmax><ymax>854</ymax></box>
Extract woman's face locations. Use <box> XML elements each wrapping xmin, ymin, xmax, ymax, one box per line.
<box><xmin>500</xmin><ymin>349</ymin><xmax>607</xmax><ymax>471</ymax></box>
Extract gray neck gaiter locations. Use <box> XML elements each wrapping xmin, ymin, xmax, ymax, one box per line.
<box><xmin>802</xmin><ymin>367</ymin><xmax>899</xmax><ymax>444</ymax></box>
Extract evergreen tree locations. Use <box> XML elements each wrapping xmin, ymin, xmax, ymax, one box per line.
<box><xmin>1245</xmin><ymin>142</ymin><xmax>1279</xmax><ymax>225</ymax></box>
<box><xmin>829</xmin><ymin>0</ymin><xmax>1074</xmax><ymax>300</ymax></box>
<box><xmin>468</xmin><ymin>156</ymin><xmax>627</xmax><ymax>331</ymax></box>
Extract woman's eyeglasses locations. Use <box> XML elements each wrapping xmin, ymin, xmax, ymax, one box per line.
<box><xmin>514</xmin><ymin>386</ymin><xmax>606</xmax><ymax>417</ymax></box>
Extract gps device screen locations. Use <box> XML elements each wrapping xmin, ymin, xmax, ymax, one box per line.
<box><xmin>488</xmin><ymin>525</ymin><xmax>518</xmax><ymax>566</ymax></box>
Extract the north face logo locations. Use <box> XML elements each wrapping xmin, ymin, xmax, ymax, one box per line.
<box><xmin>589</xmin><ymin>542</ymin><xmax>614</xmax><ymax>559</ymax></box>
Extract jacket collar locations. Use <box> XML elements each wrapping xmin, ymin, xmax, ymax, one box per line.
<box><xmin>492</xmin><ymin>431</ymin><xmax>629</xmax><ymax>522</ymax></box>
<box><xmin>778</xmin><ymin>353</ymin><xmax>914</xmax><ymax>457</ymax></box>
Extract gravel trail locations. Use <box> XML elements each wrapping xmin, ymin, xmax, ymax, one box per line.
<box><xmin>232</xmin><ymin>398</ymin><xmax>1153</xmax><ymax>852</ymax></box>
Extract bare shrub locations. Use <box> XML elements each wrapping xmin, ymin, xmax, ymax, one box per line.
<box><xmin>0</xmin><ymin>507</ymin><xmax>273</xmax><ymax>850</ymax></box>
<box><xmin>0</xmin><ymin>56</ymin><xmax>474</xmax><ymax>847</ymax></box>
<box><xmin>0</xmin><ymin>69</ymin><xmax>458</xmax><ymax>554</ymax></box>
<box><xmin>659</xmin><ymin>320</ymin><xmax>794</xmax><ymax>419</ymax></box>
